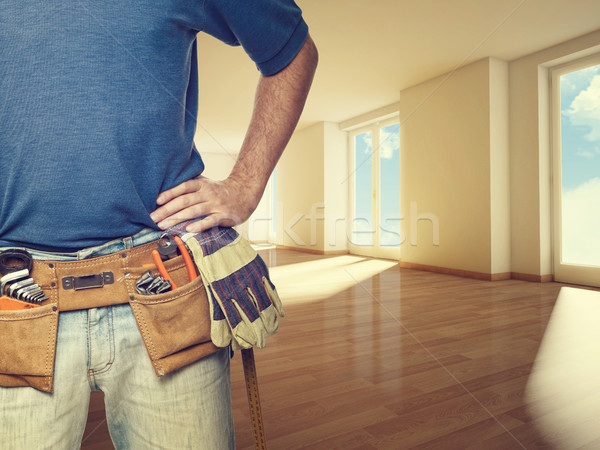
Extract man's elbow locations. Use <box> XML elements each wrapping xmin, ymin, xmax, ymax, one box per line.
<box><xmin>273</xmin><ymin>33</ymin><xmax>318</xmax><ymax>81</ymax></box>
<box><xmin>302</xmin><ymin>34</ymin><xmax>319</xmax><ymax>74</ymax></box>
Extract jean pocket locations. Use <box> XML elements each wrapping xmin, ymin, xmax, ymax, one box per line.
<box><xmin>128</xmin><ymin>274</ymin><xmax>221</xmax><ymax>376</ymax></box>
<box><xmin>0</xmin><ymin>304</ymin><xmax>59</xmax><ymax>392</ymax></box>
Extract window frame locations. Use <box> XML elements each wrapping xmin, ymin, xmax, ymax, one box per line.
<box><xmin>551</xmin><ymin>53</ymin><xmax>600</xmax><ymax>287</ymax></box>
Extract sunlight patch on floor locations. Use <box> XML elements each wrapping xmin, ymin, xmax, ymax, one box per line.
<box><xmin>525</xmin><ymin>287</ymin><xmax>600</xmax><ymax>449</ymax></box>
<box><xmin>269</xmin><ymin>255</ymin><xmax>397</xmax><ymax>304</ymax></box>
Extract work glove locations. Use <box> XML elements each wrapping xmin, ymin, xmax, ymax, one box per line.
<box><xmin>166</xmin><ymin>220</ymin><xmax>284</xmax><ymax>350</ymax></box>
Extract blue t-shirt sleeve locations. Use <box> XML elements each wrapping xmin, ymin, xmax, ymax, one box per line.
<box><xmin>201</xmin><ymin>0</ymin><xmax>308</xmax><ymax>75</ymax></box>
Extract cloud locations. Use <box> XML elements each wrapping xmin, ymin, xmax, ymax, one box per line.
<box><xmin>379</xmin><ymin>129</ymin><xmax>400</xmax><ymax>159</ymax></box>
<box><xmin>561</xmin><ymin>177</ymin><xmax>600</xmax><ymax>266</ymax></box>
<box><xmin>361</xmin><ymin>133</ymin><xmax>372</xmax><ymax>154</ymax></box>
<box><xmin>564</xmin><ymin>75</ymin><xmax>600</xmax><ymax>143</ymax></box>
<box><xmin>576</xmin><ymin>149</ymin><xmax>595</xmax><ymax>159</ymax></box>
<box><xmin>562</xmin><ymin>65</ymin><xmax>599</xmax><ymax>93</ymax></box>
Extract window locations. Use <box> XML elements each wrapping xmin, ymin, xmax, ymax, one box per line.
<box><xmin>349</xmin><ymin>119</ymin><xmax>401</xmax><ymax>260</ymax></box>
<box><xmin>552</xmin><ymin>56</ymin><xmax>600</xmax><ymax>286</ymax></box>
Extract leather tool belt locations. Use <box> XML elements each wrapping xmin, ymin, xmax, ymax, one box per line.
<box><xmin>0</xmin><ymin>241</ymin><xmax>220</xmax><ymax>392</ymax></box>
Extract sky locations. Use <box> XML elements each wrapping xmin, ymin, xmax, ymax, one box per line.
<box><xmin>560</xmin><ymin>63</ymin><xmax>600</xmax><ymax>266</ymax></box>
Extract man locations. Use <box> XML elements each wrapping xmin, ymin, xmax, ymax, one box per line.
<box><xmin>0</xmin><ymin>0</ymin><xmax>317</xmax><ymax>448</ymax></box>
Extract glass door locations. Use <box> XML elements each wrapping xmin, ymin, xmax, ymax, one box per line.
<box><xmin>552</xmin><ymin>58</ymin><xmax>600</xmax><ymax>287</ymax></box>
<box><xmin>350</xmin><ymin>119</ymin><xmax>401</xmax><ymax>260</ymax></box>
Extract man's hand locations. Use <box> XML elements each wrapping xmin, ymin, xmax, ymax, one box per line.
<box><xmin>151</xmin><ymin>34</ymin><xmax>318</xmax><ymax>233</ymax></box>
<box><xmin>150</xmin><ymin>175</ymin><xmax>259</xmax><ymax>232</ymax></box>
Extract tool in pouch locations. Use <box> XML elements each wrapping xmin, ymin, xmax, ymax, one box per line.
<box><xmin>134</xmin><ymin>235</ymin><xmax>197</xmax><ymax>294</ymax></box>
<box><xmin>0</xmin><ymin>249</ymin><xmax>48</xmax><ymax>310</ymax></box>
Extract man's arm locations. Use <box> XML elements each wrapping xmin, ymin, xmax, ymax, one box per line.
<box><xmin>151</xmin><ymin>34</ymin><xmax>318</xmax><ymax>233</ymax></box>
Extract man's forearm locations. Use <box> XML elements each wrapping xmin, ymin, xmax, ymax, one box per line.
<box><xmin>229</xmin><ymin>34</ymin><xmax>319</xmax><ymax>207</ymax></box>
<box><xmin>152</xmin><ymin>34</ymin><xmax>317</xmax><ymax>232</ymax></box>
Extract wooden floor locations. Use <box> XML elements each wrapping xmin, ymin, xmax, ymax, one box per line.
<box><xmin>81</xmin><ymin>249</ymin><xmax>600</xmax><ymax>449</ymax></box>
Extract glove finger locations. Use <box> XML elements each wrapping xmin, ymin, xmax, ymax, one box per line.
<box><xmin>259</xmin><ymin>305</ymin><xmax>279</xmax><ymax>336</ymax></box>
<box><xmin>211</xmin><ymin>319</ymin><xmax>233</xmax><ymax>348</ymax></box>
<box><xmin>262</xmin><ymin>276</ymin><xmax>285</xmax><ymax>318</ymax></box>
<box><xmin>231</xmin><ymin>323</ymin><xmax>258</xmax><ymax>349</ymax></box>
<box><xmin>246</xmin><ymin>288</ymin><xmax>279</xmax><ymax>335</ymax></box>
<box><xmin>230</xmin><ymin>338</ymin><xmax>242</xmax><ymax>352</ymax></box>
<box><xmin>204</xmin><ymin>286</ymin><xmax>232</xmax><ymax>348</ymax></box>
<box><xmin>230</xmin><ymin>300</ymin><xmax>260</xmax><ymax>349</ymax></box>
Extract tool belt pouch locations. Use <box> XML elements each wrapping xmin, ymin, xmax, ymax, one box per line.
<box><xmin>0</xmin><ymin>303</ymin><xmax>58</xmax><ymax>392</ymax></box>
<box><xmin>127</xmin><ymin>257</ymin><xmax>221</xmax><ymax>377</ymax></box>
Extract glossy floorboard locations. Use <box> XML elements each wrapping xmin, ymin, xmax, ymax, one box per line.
<box><xmin>81</xmin><ymin>249</ymin><xmax>599</xmax><ymax>449</ymax></box>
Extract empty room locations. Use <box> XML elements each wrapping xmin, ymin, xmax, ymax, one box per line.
<box><xmin>5</xmin><ymin>1</ymin><xmax>598</xmax><ymax>449</ymax></box>
<box><xmin>194</xmin><ymin>3</ymin><xmax>600</xmax><ymax>447</ymax></box>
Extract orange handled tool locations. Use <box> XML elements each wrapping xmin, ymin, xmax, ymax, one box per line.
<box><xmin>151</xmin><ymin>237</ymin><xmax>197</xmax><ymax>291</ymax></box>
<box><xmin>152</xmin><ymin>250</ymin><xmax>178</xmax><ymax>290</ymax></box>
<box><xmin>173</xmin><ymin>236</ymin><xmax>197</xmax><ymax>282</ymax></box>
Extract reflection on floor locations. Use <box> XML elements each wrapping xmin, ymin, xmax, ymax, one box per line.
<box><xmin>82</xmin><ymin>248</ymin><xmax>600</xmax><ymax>449</ymax></box>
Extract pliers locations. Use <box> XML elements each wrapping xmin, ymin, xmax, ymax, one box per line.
<box><xmin>151</xmin><ymin>236</ymin><xmax>197</xmax><ymax>290</ymax></box>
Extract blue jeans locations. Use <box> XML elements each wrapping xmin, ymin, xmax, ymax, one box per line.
<box><xmin>0</xmin><ymin>229</ymin><xmax>235</xmax><ymax>449</ymax></box>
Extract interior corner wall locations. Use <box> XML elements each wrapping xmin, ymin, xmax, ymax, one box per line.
<box><xmin>509</xmin><ymin>29</ymin><xmax>600</xmax><ymax>278</ymax></box>
<box><xmin>400</xmin><ymin>58</ymin><xmax>501</xmax><ymax>275</ymax></box>
<box><xmin>323</xmin><ymin>122</ymin><xmax>348</xmax><ymax>253</ymax></box>
<box><xmin>489</xmin><ymin>57</ymin><xmax>511</xmax><ymax>275</ymax></box>
<box><xmin>276</xmin><ymin>122</ymin><xmax>325</xmax><ymax>251</ymax></box>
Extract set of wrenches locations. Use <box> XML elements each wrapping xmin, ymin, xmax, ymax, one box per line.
<box><xmin>0</xmin><ymin>249</ymin><xmax>48</xmax><ymax>304</ymax></box>
<box><xmin>1</xmin><ymin>269</ymin><xmax>48</xmax><ymax>303</ymax></box>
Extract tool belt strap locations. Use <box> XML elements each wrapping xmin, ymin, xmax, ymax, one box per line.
<box><xmin>32</xmin><ymin>241</ymin><xmax>159</xmax><ymax>311</ymax></box>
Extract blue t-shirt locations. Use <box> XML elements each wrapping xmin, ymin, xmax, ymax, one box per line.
<box><xmin>0</xmin><ymin>1</ymin><xmax>308</xmax><ymax>252</ymax></box>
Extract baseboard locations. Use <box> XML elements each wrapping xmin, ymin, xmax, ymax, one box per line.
<box><xmin>399</xmin><ymin>262</ymin><xmax>555</xmax><ymax>283</ymax></box>
<box><xmin>511</xmin><ymin>272</ymin><xmax>554</xmax><ymax>283</ymax></box>
<box><xmin>492</xmin><ymin>272</ymin><xmax>513</xmax><ymax>281</ymax></box>
<box><xmin>275</xmin><ymin>245</ymin><xmax>349</xmax><ymax>256</ymax></box>
<box><xmin>399</xmin><ymin>262</ymin><xmax>509</xmax><ymax>281</ymax></box>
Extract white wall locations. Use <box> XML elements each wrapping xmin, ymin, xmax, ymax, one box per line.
<box><xmin>274</xmin><ymin>121</ymin><xmax>348</xmax><ymax>253</ymax></box>
<box><xmin>399</xmin><ymin>57</ymin><xmax>510</xmax><ymax>276</ymax></box>
<box><xmin>276</xmin><ymin>122</ymin><xmax>325</xmax><ymax>250</ymax></box>
<box><xmin>199</xmin><ymin>151</ymin><xmax>237</xmax><ymax>181</ymax></box>
<box><xmin>397</xmin><ymin>30</ymin><xmax>600</xmax><ymax>279</ymax></box>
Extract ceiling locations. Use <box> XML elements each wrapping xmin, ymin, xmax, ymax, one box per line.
<box><xmin>194</xmin><ymin>0</ymin><xmax>600</xmax><ymax>154</ymax></box>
